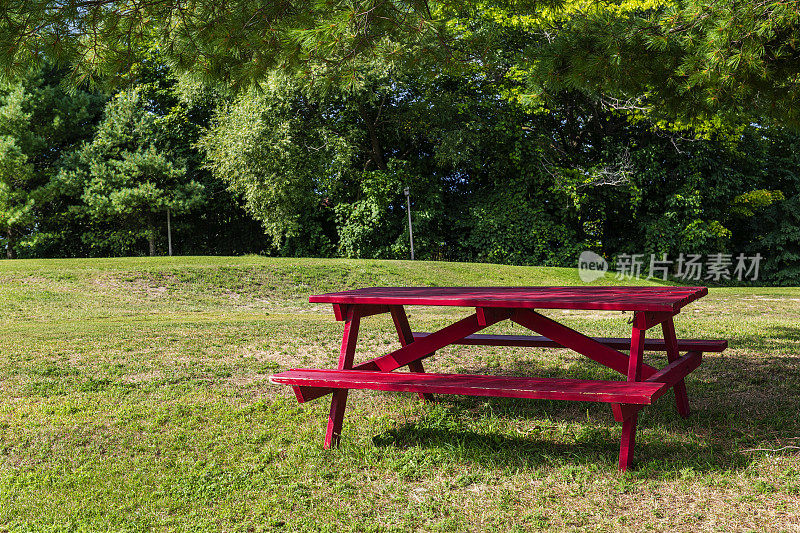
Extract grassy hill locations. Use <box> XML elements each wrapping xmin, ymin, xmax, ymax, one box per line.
<box><xmin>0</xmin><ymin>257</ymin><xmax>798</xmax><ymax>531</ymax></box>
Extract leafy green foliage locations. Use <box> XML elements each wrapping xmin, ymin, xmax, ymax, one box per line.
<box><xmin>335</xmin><ymin>165</ymin><xmax>407</xmax><ymax>259</ymax></box>
<box><xmin>197</xmin><ymin>63</ymin><xmax>800</xmax><ymax>283</ymax></box>
<box><xmin>731</xmin><ymin>190</ymin><xmax>785</xmax><ymax>218</ymax></box>
<box><xmin>0</xmin><ymin>67</ymin><xmax>106</xmax><ymax>258</ymax></box>
<box><xmin>201</xmin><ymin>79</ymin><xmax>351</xmax><ymax>255</ymax></box>
<box><xmin>464</xmin><ymin>188</ymin><xmax>584</xmax><ymax>266</ymax></box>
<box><xmin>528</xmin><ymin>0</ymin><xmax>800</xmax><ymax>125</ymax></box>
<box><xmin>0</xmin><ymin>0</ymin><xmax>561</xmax><ymax>90</ymax></box>
<box><xmin>60</xmin><ymin>88</ymin><xmax>204</xmax><ymax>255</ymax></box>
<box><xmin>761</xmin><ymin>195</ymin><xmax>800</xmax><ymax>284</ymax></box>
<box><xmin>0</xmin><ymin>107</ymin><xmax>35</xmax><ymax>257</ymax></box>
<box><xmin>2</xmin><ymin>48</ymin><xmax>800</xmax><ymax>284</ymax></box>
<box><xmin>3</xmin><ymin>0</ymin><xmax>800</xmax><ymax>128</ymax></box>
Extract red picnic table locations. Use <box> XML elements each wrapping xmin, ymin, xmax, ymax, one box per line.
<box><xmin>270</xmin><ymin>286</ymin><xmax>727</xmax><ymax>470</ymax></box>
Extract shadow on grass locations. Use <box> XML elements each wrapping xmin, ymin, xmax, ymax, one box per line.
<box><xmin>726</xmin><ymin>325</ymin><xmax>800</xmax><ymax>351</ymax></box>
<box><xmin>366</xmin><ymin>346</ymin><xmax>800</xmax><ymax>475</ymax></box>
<box><xmin>372</xmin><ymin>423</ymin><xmax>623</xmax><ymax>470</ymax></box>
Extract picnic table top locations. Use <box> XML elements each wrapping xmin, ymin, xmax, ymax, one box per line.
<box><xmin>309</xmin><ymin>286</ymin><xmax>708</xmax><ymax>312</ymax></box>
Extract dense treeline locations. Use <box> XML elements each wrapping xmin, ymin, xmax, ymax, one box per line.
<box><xmin>0</xmin><ymin>60</ymin><xmax>265</xmax><ymax>258</ymax></box>
<box><xmin>1</xmin><ymin>61</ymin><xmax>798</xmax><ymax>283</ymax></box>
<box><xmin>3</xmin><ymin>1</ymin><xmax>800</xmax><ymax>284</ymax></box>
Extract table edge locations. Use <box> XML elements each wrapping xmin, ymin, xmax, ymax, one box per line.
<box><xmin>308</xmin><ymin>286</ymin><xmax>708</xmax><ymax>313</ymax></box>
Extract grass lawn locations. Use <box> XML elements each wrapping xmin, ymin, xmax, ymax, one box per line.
<box><xmin>0</xmin><ymin>256</ymin><xmax>799</xmax><ymax>532</ymax></box>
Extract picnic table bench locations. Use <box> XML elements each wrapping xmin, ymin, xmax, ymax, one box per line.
<box><xmin>270</xmin><ymin>286</ymin><xmax>726</xmax><ymax>470</ymax></box>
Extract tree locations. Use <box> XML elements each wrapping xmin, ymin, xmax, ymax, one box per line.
<box><xmin>118</xmin><ymin>53</ymin><xmax>269</xmax><ymax>256</ymax></box>
<box><xmin>0</xmin><ymin>0</ymin><xmax>475</xmax><ymax>85</ymax></box>
<box><xmin>2</xmin><ymin>1</ymin><xmax>800</xmax><ymax>126</ymax></box>
<box><xmin>526</xmin><ymin>1</ymin><xmax>800</xmax><ymax>126</ymax></box>
<box><xmin>60</xmin><ymin>88</ymin><xmax>204</xmax><ymax>256</ymax></box>
<box><xmin>0</xmin><ymin>139</ymin><xmax>33</xmax><ymax>258</ymax></box>
<box><xmin>200</xmin><ymin>76</ymin><xmax>352</xmax><ymax>256</ymax></box>
<box><xmin>201</xmin><ymin>68</ymin><xmax>589</xmax><ymax>262</ymax></box>
<box><xmin>0</xmin><ymin>67</ymin><xmax>106</xmax><ymax>258</ymax></box>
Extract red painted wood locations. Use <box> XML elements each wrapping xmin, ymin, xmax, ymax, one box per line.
<box><xmin>662</xmin><ymin>318</ymin><xmax>691</xmax><ymax>417</ymax></box>
<box><xmin>510</xmin><ymin>309</ymin><xmax>657</xmax><ymax>378</ymax></box>
<box><xmin>390</xmin><ymin>306</ymin><xmax>433</xmax><ymax>402</ymax></box>
<box><xmin>638</xmin><ymin>311</ymin><xmax>676</xmax><ymax>330</ymax></box>
<box><xmin>326</xmin><ymin>390</ymin><xmax>349</xmax><ymax>449</ymax></box>
<box><xmin>476</xmin><ymin>307</ymin><xmax>512</xmax><ymax>326</ymax></box>
<box><xmin>645</xmin><ymin>351</ymin><xmax>702</xmax><ymax>403</ymax></box>
<box><xmin>627</xmin><ymin>313</ymin><xmax>647</xmax><ymax>382</ymax></box>
<box><xmin>275</xmin><ymin>285</ymin><xmax>721</xmax><ymax>470</ymax></box>
<box><xmin>333</xmin><ymin>304</ymin><xmax>389</xmax><ymax>321</ymax></box>
<box><xmin>332</xmin><ymin>304</ymin><xmax>345</xmax><ymax>321</ymax></box>
<box><xmin>310</xmin><ymin>286</ymin><xmax>708</xmax><ymax>312</ymax></box>
<box><xmin>410</xmin><ymin>332</ymin><xmax>727</xmax><ymax>352</ymax></box>
<box><xmin>374</xmin><ymin>311</ymin><xmax>504</xmax><ymax>372</ymax></box>
<box><xmin>618</xmin><ymin>412</ymin><xmax>639</xmax><ymax>472</ymax></box>
<box><xmin>390</xmin><ymin>305</ymin><xmax>414</xmax><ymax>344</ymax></box>
<box><xmin>294</xmin><ymin>385</ymin><xmax>331</xmax><ymax>403</ymax></box>
<box><xmin>271</xmin><ymin>369</ymin><xmax>666</xmax><ymax>404</ymax></box>
<box><xmin>324</xmin><ymin>306</ymin><xmax>361</xmax><ymax>449</ymax></box>
<box><xmin>295</xmin><ymin>310</ymin><xmax>500</xmax><ymax>402</ymax></box>
<box><xmin>612</xmin><ymin>403</ymin><xmax>642</xmax><ymax>422</ymax></box>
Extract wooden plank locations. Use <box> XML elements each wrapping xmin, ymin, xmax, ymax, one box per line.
<box><xmin>476</xmin><ymin>307</ymin><xmax>512</xmax><ymax>326</ymax></box>
<box><xmin>511</xmin><ymin>309</ymin><xmax>658</xmax><ymax>378</ymax></box>
<box><xmin>310</xmin><ymin>286</ymin><xmax>709</xmax><ymax>312</ymax></box>
<box><xmin>373</xmin><ymin>312</ymin><xmax>504</xmax><ymax>372</ymax></box>
<box><xmin>332</xmin><ymin>304</ymin><xmax>389</xmax><ymax>321</ymax></box>
<box><xmin>271</xmin><ymin>369</ymin><xmax>666</xmax><ymax>405</ymax></box>
<box><xmin>390</xmin><ymin>305</ymin><xmax>415</xmax><ymax>346</ymax></box>
<box><xmin>294</xmin><ymin>386</ymin><xmax>330</xmax><ymax>403</ymax></box>
<box><xmin>611</xmin><ymin>350</ymin><xmax>702</xmax><ymax>422</ymax></box>
<box><xmin>637</xmin><ymin>311</ymin><xmax>677</xmax><ymax>330</ymax></box>
<box><xmin>410</xmin><ymin>333</ymin><xmax>728</xmax><ymax>352</ymax></box>
<box><xmin>611</xmin><ymin>403</ymin><xmax>642</xmax><ymax>422</ymax></box>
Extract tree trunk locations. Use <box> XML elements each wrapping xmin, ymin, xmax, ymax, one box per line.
<box><xmin>146</xmin><ymin>214</ymin><xmax>156</xmax><ymax>256</ymax></box>
<box><xmin>358</xmin><ymin>103</ymin><xmax>387</xmax><ymax>171</ymax></box>
<box><xmin>166</xmin><ymin>209</ymin><xmax>173</xmax><ymax>257</ymax></box>
<box><xmin>6</xmin><ymin>229</ymin><xmax>16</xmax><ymax>259</ymax></box>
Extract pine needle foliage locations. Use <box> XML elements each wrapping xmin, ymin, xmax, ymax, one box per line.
<box><xmin>2</xmin><ymin>1</ymin><xmax>800</xmax><ymax>123</ymax></box>
<box><xmin>0</xmin><ymin>0</ymin><xmax>565</xmax><ymax>88</ymax></box>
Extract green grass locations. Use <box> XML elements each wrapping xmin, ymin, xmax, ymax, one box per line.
<box><xmin>0</xmin><ymin>256</ymin><xmax>798</xmax><ymax>531</ymax></box>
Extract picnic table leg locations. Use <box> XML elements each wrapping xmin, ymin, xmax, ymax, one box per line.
<box><xmin>628</xmin><ymin>312</ymin><xmax>647</xmax><ymax>382</ymax></box>
<box><xmin>618</xmin><ymin>412</ymin><xmax>638</xmax><ymax>472</ymax></box>
<box><xmin>617</xmin><ymin>312</ymin><xmax>648</xmax><ymax>470</ymax></box>
<box><xmin>325</xmin><ymin>306</ymin><xmax>361</xmax><ymax>449</ymax></box>
<box><xmin>390</xmin><ymin>306</ymin><xmax>435</xmax><ymax>402</ymax></box>
<box><xmin>662</xmin><ymin>318</ymin><xmax>691</xmax><ymax>418</ymax></box>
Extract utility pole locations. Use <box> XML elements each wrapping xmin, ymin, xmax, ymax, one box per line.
<box><xmin>404</xmin><ymin>186</ymin><xmax>414</xmax><ymax>260</ymax></box>
<box><xmin>166</xmin><ymin>208</ymin><xmax>173</xmax><ymax>257</ymax></box>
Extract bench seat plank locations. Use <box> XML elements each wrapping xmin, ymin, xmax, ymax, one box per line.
<box><xmin>412</xmin><ymin>332</ymin><xmax>727</xmax><ymax>352</ymax></box>
<box><xmin>270</xmin><ymin>369</ymin><xmax>666</xmax><ymax>405</ymax></box>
